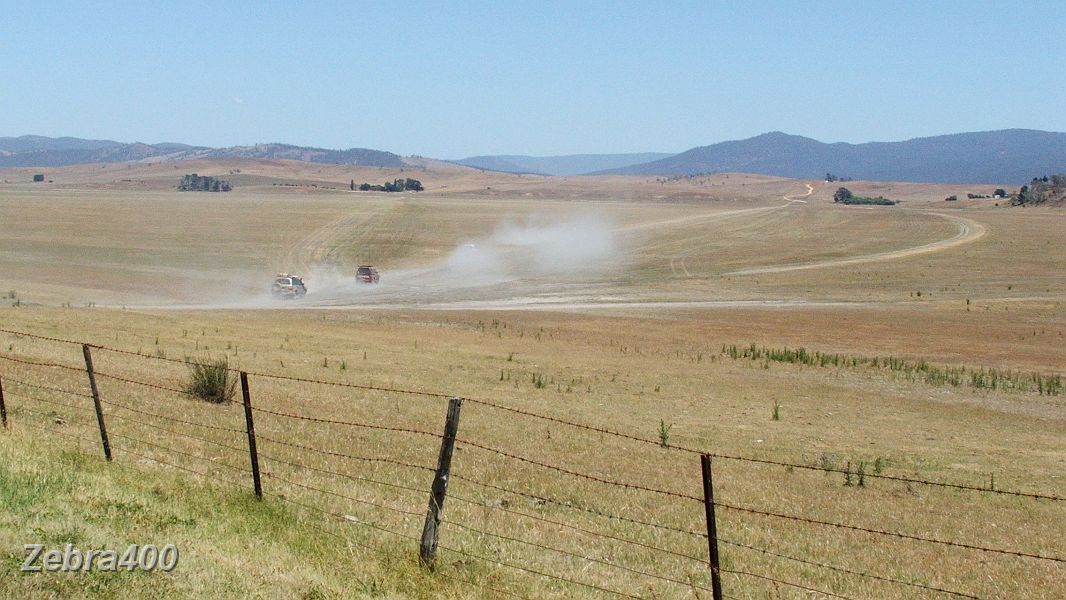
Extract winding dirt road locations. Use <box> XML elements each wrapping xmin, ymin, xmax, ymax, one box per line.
<box><xmin>724</xmin><ymin>210</ymin><xmax>987</xmax><ymax>276</ymax></box>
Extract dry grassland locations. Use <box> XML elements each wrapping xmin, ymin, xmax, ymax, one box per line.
<box><xmin>0</xmin><ymin>162</ymin><xmax>1063</xmax><ymax>598</ymax></box>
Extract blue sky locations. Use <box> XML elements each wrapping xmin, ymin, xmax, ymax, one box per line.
<box><xmin>2</xmin><ymin>1</ymin><xmax>1064</xmax><ymax>157</ymax></box>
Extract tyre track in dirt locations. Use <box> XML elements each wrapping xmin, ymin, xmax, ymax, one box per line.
<box><xmin>664</xmin><ymin>182</ymin><xmax>816</xmax><ymax>277</ymax></box>
<box><xmin>280</xmin><ymin>207</ymin><xmax>394</xmax><ymax>274</ymax></box>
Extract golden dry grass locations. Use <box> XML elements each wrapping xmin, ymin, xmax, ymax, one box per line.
<box><xmin>0</xmin><ymin>162</ymin><xmax>1064</xmax><ymax>598</ymax></box>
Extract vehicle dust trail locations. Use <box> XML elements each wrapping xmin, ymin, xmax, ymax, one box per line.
<box><xmin>724</xmin><ymin>211</ymin><xmax>987</xmax><ymax>276</ymax></box>
<box><xmin>298</xmin><ymin>214</ymin><xmax>623</xmax><ymax>307</ymax></box>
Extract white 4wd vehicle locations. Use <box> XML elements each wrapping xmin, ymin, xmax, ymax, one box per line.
<box><xmin>271</xmin><ymin>274</ymin><xmax>307</xmax><ymax>299</ymax></box>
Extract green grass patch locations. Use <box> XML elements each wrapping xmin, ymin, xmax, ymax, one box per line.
<box><xmin>0</xmin><ymin>430</ymin><xmax>473</xmax><ymax>599</ymax></box>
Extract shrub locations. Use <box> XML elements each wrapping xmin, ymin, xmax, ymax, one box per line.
<box><xmin>185</xmin><ymin>358</ymin><xmax>237</xmax><ymax>403</ymax></box>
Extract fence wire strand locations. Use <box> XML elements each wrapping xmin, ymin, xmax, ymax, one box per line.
<box><xmin>443</xmin><ymin>516</ymin><xmax>713</xmax><ymax>593</ymax></box>
<box><xmin>452</xmin><ymin>472</ymin><xmax>712</xmax><ymax>539</ymax></box>
<box><xmin>446</xmin><ymin>490</ymin><xmax>707</xmax><ymax>565</ymax></box>
<box><xmin>715</xmin><ymin>498</ymin><xmax>1066</xmax><ymax>564</ymax></box>
<box><xmin>719</xmin><ymin>536</ymin><xmax>983</xmax><ymax>599</ymax></box>
<box><xmin>252</xmin><ymin>405</ymin><xmax>441</xmax><ymax>439</ymax></box>
<box><xmin>257</xmin><ymin>448</ymin><xmax>428</xmax><ymax>507</ymax></box>
<box><xmin>3</xmin><ymin>376</ymin><xmax>93</xmax><ymax>399</ymax></box>
<box><xmin>255</xmin><ymin>432</ymin><xmax>434</xmax><ymax>473</ymax></box>
<box><xmin>723</xmin><ymin>566</ymin><xmax>860</xmax><ymax>600</ymax></box>
<box><xmin>99</xmin><ymin>396</ymin><xmax>245</xmax><ymax>434</ymax></box>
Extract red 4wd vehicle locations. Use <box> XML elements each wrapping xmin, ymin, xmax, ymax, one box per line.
<box><xmin>356</xmin><ymin>265</ymin><xmax>380</xmax><ymax>284</ymax></box>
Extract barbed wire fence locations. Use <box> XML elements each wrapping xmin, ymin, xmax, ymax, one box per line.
<box><xmin>0</xmin><ymin>326</ymin><xmax>1063</xmax><ymax>598</ymax></box>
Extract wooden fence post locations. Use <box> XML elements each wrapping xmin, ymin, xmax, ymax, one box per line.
<box><xmin>0</xmin><ymin>374</ymin><xmax>8</xmax><ymax>429</ymax></box>
<box><xmin>240</xmin><ymin>372</ymin><xmax>263</xmax><ymax>500</ymax></box>
<box><xmin>419</xmin><ymin>397</ymin><xmax>463</xmax><ymax>569</ymax></box>
<box><xmin>701</xmin><ymin>454</ymin><xmax>724</xmax><ymax>600</ymax></box>
<box><xmin>82</xmin><ymin>345</ymin><xmax>112</xmax><ymax>461</ymax></box>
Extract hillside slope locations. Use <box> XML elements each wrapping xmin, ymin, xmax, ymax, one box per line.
<box><xmin>454</xmin><ymin>152</ymin><xmax>674</xmax><ymax>176</ymax></box>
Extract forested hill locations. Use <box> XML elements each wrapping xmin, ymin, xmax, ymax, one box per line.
<box><xmin>596</xmin><ymin>129</ymin><xmax>1066</xmax><ymax>184</ymax></box>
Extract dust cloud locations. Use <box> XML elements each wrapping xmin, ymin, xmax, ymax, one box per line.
<box><xmin>491</xmin><ymin>215</ymin><xmax>617</xmax><ymax>275</ymax></box>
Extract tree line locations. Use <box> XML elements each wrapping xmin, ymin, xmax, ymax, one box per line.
<box><xmin>178</xmin><ymin>174</ymin><xmax>231</xmax><ymax>192</ymax></box>
<box><xmin>351</xmin><ymin>178</ymin><xmax>423</xmax><ymax>192</ymax></box>
<box><xmin>833</xmin><ymin>187</ymin><xmax>897</xmax><ymax>205</ymax></box>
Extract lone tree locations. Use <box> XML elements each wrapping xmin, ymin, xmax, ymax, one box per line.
<box><xmin>833</xmin><ymin>187</ymin><xmax>853</xmax><ymax>203</ymax></box>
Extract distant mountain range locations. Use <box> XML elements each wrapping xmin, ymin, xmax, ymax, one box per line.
<box><xmin>596</xmin><ymin>129</ymin><xmax>1066</xmax><ymax>184</ymax></box>
<box><xmin>453</xmin><ymin>153</ymin><xmax>673</xmax><ymax>176</ymax></box>
<box><xmin>0</xmin><ymin>136</ymin><xmax>404</xmax><ymax>168</ymax></box>
<box><xmin>2</xmin><ymin>130</ymin><xmax>1064</xmax><ymax>184</ymax></box>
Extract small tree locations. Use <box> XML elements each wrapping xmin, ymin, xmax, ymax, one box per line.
<box><xmin>32</xmin><ymin>174</ymin><xmax>44</xmax><ymax>182</ymax></box>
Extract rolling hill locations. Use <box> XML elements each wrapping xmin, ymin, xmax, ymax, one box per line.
<box><xmin>596</xmin><ymin>129</ymin><xmax>1066</xmax><ymax>184</ymax></box>
<box><xmin>0</xmin><ymin>136</ymin><xmax>404</xmax><ymax>168</ymax></box>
